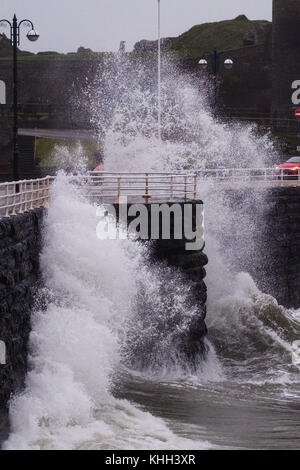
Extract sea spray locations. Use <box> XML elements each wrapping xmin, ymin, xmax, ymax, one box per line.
<box><xmin>84</xmin><ymin>57</ymin><xmax>277</xmax><ymax>172</ymax></box>
<box><xmin>5</xmin><ymin>54</ymin><xmax>300</xmax><ymax>450</ymax></box>
<box><xmin>4</xmin><ymin>173</ymin><xmax>214</xmax><ymax>449</ymax></box>
<box><xmin>93</xmin><ymin>56</ymin><xmax>300</xmax><ymax>387</ymax></box>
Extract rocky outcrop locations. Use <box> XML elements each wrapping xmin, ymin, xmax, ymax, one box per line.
<box><xmin>134</xmin><ymin>38</ymin><xmax>172</xmax><ymax>52</ymax></box>
<box><xmin>0</xmin><ymin>209</ymin><xmax>44</xmax><ymax>444</ymax></box>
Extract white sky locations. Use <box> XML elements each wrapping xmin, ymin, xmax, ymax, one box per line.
<box><xmin>1</xmin><ymin>0</ymin><xmax>273</xmax><ymax>53</ymax></box>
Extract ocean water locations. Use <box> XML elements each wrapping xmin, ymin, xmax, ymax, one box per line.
<box><xmin>3</xmin><ymin>59</ymin><xmax>300</xmax><ymax>450</ymax></box>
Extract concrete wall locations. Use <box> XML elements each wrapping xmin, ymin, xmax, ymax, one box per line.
<box><xmin>0</xmin><ymin>209</ymin><xmax>44</xmax><ymax>443</ymax></box>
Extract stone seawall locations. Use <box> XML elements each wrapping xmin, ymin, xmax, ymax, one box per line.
<box><xmin>265</xmin><ymin>186</ymin><xmax>300</xmax><ymax>307</ymax></box>
<box><xmin>0</xmin><ymin>209</ymin><xmax>44</xmax><ymax>443</ymax></box>
<box><xmin>218</xmin><ymin>186</ymin><xmax>300</xmax><ymax>309</ymax></box>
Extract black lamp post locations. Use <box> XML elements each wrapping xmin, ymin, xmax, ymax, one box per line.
<box><xmin>0</xmin><ymin>14</ymin><xmax>39</xmax><ymax>187</ymax></box>
<box><xmin>199</xmin><ymin>49</ymin><xmax>233</xmax><ymax>117</ymax></box>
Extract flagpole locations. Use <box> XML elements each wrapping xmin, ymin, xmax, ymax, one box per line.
<box><xmin>157</xmin><ymin>0</ymin><xmax>161</xmax><ymax>141</ymax></box>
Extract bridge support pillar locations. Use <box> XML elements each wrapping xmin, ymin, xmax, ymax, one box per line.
<box><xmin>113</xmin><ymin>201</ymin><xmax>208</xmax><ymax>364</ymax></box>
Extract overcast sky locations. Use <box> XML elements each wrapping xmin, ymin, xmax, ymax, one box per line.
<box><xmin>1</xmin><ymin>0</ymin><xmax>272</xmax><ymax>53</ymax></box>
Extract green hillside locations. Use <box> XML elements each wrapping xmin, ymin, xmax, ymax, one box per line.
<box><xmin>170</xmin><ymin>15</ymin><xmax>270</xmax><ymax>57</ymax></box>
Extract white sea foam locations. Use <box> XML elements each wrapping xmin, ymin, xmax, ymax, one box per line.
<box><xmin>5</xmin><ymin>56</ymin><xmax>299</xmax><ymax>450</ymax></box>
<box><xmin>4</xmin><ymin>173</ymin><xmax>212</xmax><ymax>450</ymax></box>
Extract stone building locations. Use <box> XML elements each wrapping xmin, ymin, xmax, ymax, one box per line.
<box><xmin>272</xmin><ymin>0</ymin><xmax>300</xmax><ymax>118</ymax></box>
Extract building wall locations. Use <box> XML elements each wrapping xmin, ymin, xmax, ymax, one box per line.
<box><xmin>272</xmin><ymin>0</ymin><xmax>300</xmax><ymax>117</ymax></box>
<box><xmin>219</xmin><ymin>43</ymin><xmax>272</xmax><ymax>111</ymax></box>
<box><xmin>0</xmin><ymin>120</ymin><xmax>12</xmax><ymax>178</ymax></box>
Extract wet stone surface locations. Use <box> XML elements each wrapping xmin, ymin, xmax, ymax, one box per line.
<box><xmin>0</xmin><ymin>209</ymin><xmax>44</xmax><ymax>445</ymax></box>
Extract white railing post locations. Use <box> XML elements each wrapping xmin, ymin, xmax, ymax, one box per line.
<box><xmin>184</xmin><ymin>175</ymin><xmax>187</xmax><ymax>202</ymax></box>
<box><xmin>118</xmin><ymin>176</ymin><xmax>121</xmax><ymax>204</ymax></box>
<box><xmin>115</xmin><ymin>176</ymin><xmax>121</xmax><ymax>204</ymax></box>
<box><xmin>24</xmin><ymin>182</ymin><xmax>28</xmax><ymax>213</ymax></box>
<box><xmin>5</xmin><ymin>184</ymin><xmax>9</xmax><ymax>217</ymax></box>
<box><xmin>170</xmin><ymin>175</ymin><xmax>174</xmax><ymax>201</ymax></box>
<box><xmin>41</xmin><ymin>180</ymin><xmax>45</xmax><ymax>208</ymax></box>
<box><xmin>11</xmin><ymin>183</ymin><xmax>17</xmax><ymax>216</ymax></box>
<box><xmin>35</xmin><ymin>180</ymin><xmax>40</xmax><ymax>208</ymax></box>
<box><xmin>18</xmin><ymin>182</ymin><xmax>24</xmax><ymax>214</ymax></box>
<box><xmin>193</xmin><ymin>174</ymin><xmax>197</xmax><ymax>200</ymax></box>
<box><xmin>144</xmin><ymin>173</ymin><xmax>150</xmax><ymax>203</ymax></box>
<box><xmin>46</xmin><ymin>177</ymin><xmax>51</xmax><ymax>204</ymax></box>
<box><xmin>30</xmin><ymin>181</ymin><xmax>34</xmax><ymax>210</ymax></box>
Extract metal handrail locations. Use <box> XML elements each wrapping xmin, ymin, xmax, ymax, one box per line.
<box><xmin>83</xmin><ymin>168</ymin><xmax>300</xmax><ymax>202</ymax></box>
<box><xmin>0</xmin><ymin>176</ymin><xmax>54</xmax><ymax>218</ymax></box>
<box><xmin>1</xmin><ymin>168</ymin><xmax>299</xmax><ymax>217</ymax></box>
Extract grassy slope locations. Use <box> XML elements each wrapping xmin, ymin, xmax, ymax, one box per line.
<box><xmin>170</xmin><ymin>15</ymin><xmax>270</xmax><ymax>57</ymax></box>
<box><xmin>0</xmin><ymin>52</ymin><xmax>111</xmax><ymax>61</ymax></box>
<box><xmin>36</xmin><ymin>138</ymin><xmax>100</xmax><ymax>168</ymax></box>
<box><xmin>0</xmin><ymin>16</ymin><xmax>270</xmax><ymax>62</ymax></box>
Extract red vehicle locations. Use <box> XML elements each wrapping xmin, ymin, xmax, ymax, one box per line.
<box><xmin>276</xmin><ymin>157</ymin><xmax>300</xmax><ymax>179</ymax></box>
<box><xmin>93</xmin><ymin>152</ymin><xmax>104</xmax><ymax>172</ymax></box>
<box><xmin>93</xmin><ymin>162</ymin><xmax>104</xmax><ymax>172</ymax></box>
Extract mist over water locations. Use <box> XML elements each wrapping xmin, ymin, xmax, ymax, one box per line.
<box><xmin>4</xmin><ymin>57</ymin><xmax>300</xmax><ymax>449</ymax></box>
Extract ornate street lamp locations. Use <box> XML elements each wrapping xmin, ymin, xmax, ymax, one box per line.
<box><xmin>0</xmin><ymin>14</ymin><xmax>39</xmax><ymax>187</ymax></box>
<box><xmin>199</xmin><ymin>49</ymin><xmax>233</xmax><ymax>116</ymax></box>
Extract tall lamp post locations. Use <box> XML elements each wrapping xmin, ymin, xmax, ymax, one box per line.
<box><xmin>199</xmin><ymin>49</ymin><xmax>233</xmax><ymax>117</ymax></box>
<box><xmin>0</xmin><ymin>14</ymin><xmax>39</xmax><ymax>187</ymax></box>
<box><xmin>157</xmin><ymin>0</ymin><xmax>161</xmax><ymax>141</ymax></box>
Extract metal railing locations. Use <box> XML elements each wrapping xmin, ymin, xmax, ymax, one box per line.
<box><xmin>0</xmin><ymin>176</ymin><xmax>53</xmax><ymax>218</ymax></box>
<box><xmin>0</xmin><ymin>168</ymin><xmax>299</xmax><ymax>217</ymax></box>
<box><xmin>81</xmin><ymin>172</ymin><xmax>200</xmax><ymax>203</ymax></box>
<box><xmin>194</xmin><ymin>167</ymin><xmax>300</xmax><ymax>182</ymax></box>
<box><xmin>81</xmin><ymin>168</ymin><xmax>300</xmax><ymax>203</ymax></box>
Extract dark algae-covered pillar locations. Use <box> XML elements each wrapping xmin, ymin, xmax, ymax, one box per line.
<box><xmin>113</xmin><ymin>200</ymin><xmax>208</xmax><ymax>364</ymax></box>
